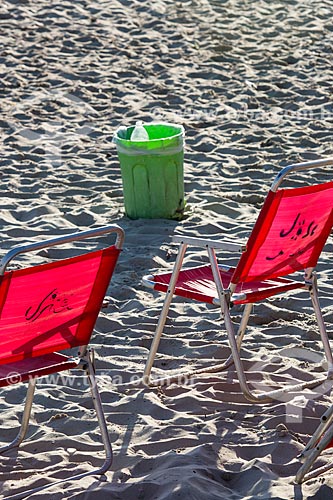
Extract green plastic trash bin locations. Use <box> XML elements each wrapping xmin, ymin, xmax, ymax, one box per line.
<box><xmin>113</xmin><ymin>122</ymin><xmax>185</xmax><ymax>219</ymax></box>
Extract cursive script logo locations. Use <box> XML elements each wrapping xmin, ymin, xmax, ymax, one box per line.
<box><xmin>266</xmin><ymin>213</ymin><xmax>318</xmax><ymax>261</ymax></box>
<box><xmin>25</xmin><ymin>288</ymin><xmax>73</xmax><ymax>322</ymax></box>
<box><xmin>279</xmin><ymin>213</ymin><xmax>318</xmax><ymax>241</ymax></box>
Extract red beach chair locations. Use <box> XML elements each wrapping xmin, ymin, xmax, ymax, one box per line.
<box><xmin>142</xmin><ymin>157</ymin><xmax>333</xmax><ymax>402</ymax></box>
<box><xmin>296</xmin><ymin>404</ymin><xmax>333</xmax><ymax>483</ymax></box>
<box><xmin>0</xmin><ymin>225</ymin><xmax>124</xmax><ymax>498</ymax></box>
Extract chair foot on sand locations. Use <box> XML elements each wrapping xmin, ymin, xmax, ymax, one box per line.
<box><xmin>296</xmin><ymin>405</ymin><xmax>333</xmax><ymax>484</ymax></box>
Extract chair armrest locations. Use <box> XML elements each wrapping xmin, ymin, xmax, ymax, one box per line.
<box><xmin>172</xmin><ymin>235</ymin><xmax>246</xmax><ymax>253</ymax></box>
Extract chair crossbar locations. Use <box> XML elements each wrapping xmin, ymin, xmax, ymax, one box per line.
<box><xmin>172</xmin><ymin>234</ymin><xmax>246</xmax><ymax>252</ymax></box>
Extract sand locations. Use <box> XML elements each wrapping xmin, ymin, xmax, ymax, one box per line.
<box><xmin>0</xmin><ymin>0</ymin><xmax>333</xmax><ymax>498</ymax></box>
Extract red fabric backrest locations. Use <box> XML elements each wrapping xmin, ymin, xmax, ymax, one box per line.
<box><xmin>232</xmin><ymin>181</ymin><xmax>333</xmax><ymax>283</ymax></box>
<box><xmin>0</xmin><ymin>246</ymin><xmax>120</xmax><ymax>365</ymax></box>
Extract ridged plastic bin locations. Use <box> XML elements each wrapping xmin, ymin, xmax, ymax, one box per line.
<box><xmin>113</xmin><ymin>123</ymin><xmax>185</xmax><ymax>219</ymax></box>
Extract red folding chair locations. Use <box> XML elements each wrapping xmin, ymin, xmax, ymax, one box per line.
<box><xmin>0</xmin><ymin>225</ymin><xmax>124</xmax><ymax>499</ymax></box>
<box><xmin>296</xmin><ymin>404</ymin><xmax>333</xmax><ymax>483</ymax></box>
<box><xmin>142</xmin><ymin>157</ymin><xmax>333</xmax><ymax>402</ymax></box>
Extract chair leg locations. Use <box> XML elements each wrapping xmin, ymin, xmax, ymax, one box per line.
<box><xmin>224</xmin><ymin>297</ymin><xmax>330</xmax><ymax>403</ymax></box>
<box><xmin>142</xmin><ymin>245</ymin><xmax>253</xmax><ymax>387</ymax></box>
<box><xmin>143</xmin><ymin>258</ymin><xmax>330</xmax><ymax>398</ymax></box>
<box><xmin>205</xmin><ymin>248</ymin><xmax>271</xmax><ymax>402</ymax></box>
<box><xmin>296</xmin><ymin>405</ymin><xmax>333</xmax><ymax>483</ymax></box>
<box><xmin>85</xmin><ymin>349</ymin><xmax>113</xmax><ymax>474</ymax></box>
<box><xmin>204</xmin><ymin>302</ymin><xmax>253</xmax><ymax>375</ymax></box>
<box><xmin>0</xmin><ymin>377</ymin><xmax>36</xmax><ymax>454</ymax></box>
<box><xmin>142</xmin><ymin>303</ymin><xmax>252</xmax><ymax>387</ymax></box>
<box><xmin>300</xmin><ymin>405</ymin><xmax>333</xmax><ymax>459</ymax></box>
<box><xmin>223</xmin><ymin>299</ymin><xmax>272</xmax><ymax>403</ymax></box>
<box><xmin>235</xmin><ymin>302</ymin><xmax>252</xmax><ymax>350</ymax></box>
<box><xmin>143</xmin><ymin>243</ymin><xmax>187</xmax><ymax>386</ymax></box>
<box><xmin>309</xmin><ymin>274</ymin><xmax>333</xmax><ymax>374</ymax></box>
<box><xmin>5</xmin><ymin>352</ymin><xmax>113</xmax><ymax>500</ymax></box>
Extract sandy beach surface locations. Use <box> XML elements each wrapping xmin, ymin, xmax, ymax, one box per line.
<box><xmin>1</xmin><ymin>0</ymin><xmax>333</xmax><ymax>498</ymax></box>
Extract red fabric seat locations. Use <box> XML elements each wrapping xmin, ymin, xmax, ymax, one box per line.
<box><xmin>152</xmin><ymin>264</ymin><xmax>306</xmax><ymax>305</ymax></box>
<box><xmin>0</xmin><ymin>352</ymin><xmax>78</xmax><ymax>388</ymax></box>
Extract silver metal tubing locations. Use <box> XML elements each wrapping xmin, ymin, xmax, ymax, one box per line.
<box><xmin>144</xmin><ymin>362</ymin><xmax>232</xmax><ymax>388</ymax></box>
<box><xmin>142</xmin><ymin>274</ymin><xmax>156</xmax><ymax>289</ymax></box>
<box><xmin>271</xmin><ymin>157</ymin><xmax>333</xmax><ymax>192</ymax></box>
<box><xmin>172</xmin><ymin>235</ymin><xmax>246</xmax><ymax>253</ymax></box>
<box><xmin>236</xmin><ymin>303</ymin><xmax>252</xmax><ymax>349</ymax></box>
<box><xmin>86</xmin><ymin>350</ymin><xmax>113</xmax><ymax>473</ymax></box>
<box><xmin>298</xmin><ymin>405</ymin><xmax>333</xmax><ymax>464</ymax></box>
<box><xmin>141</xmin><ymin>316</ymin><xmax>250</xmax><ymax>387</ymax></box>
<box><xmin>206</xmin><ymin>251</ymin><xmax>269</xmax><ymax>403</ymax></box>
<box><xmin>143</xmin><ymin>243</ymin><xmax>188</xmax><ymax>385</ymax></box>
<box><xmin>221</xmin><ymin>299</ymin><xmax>327</xmax><ymax>403</ymax></box>
<box><xmin>0</xmin><ymin>224</ymin><xmax>125</xmax><ymax>275</ymax></box>
<box><xmin>145</xmin><ymin>302</ymin><xmax>253</xmax><ymax>387</ymax></box>
<box><xmin>77</xmin><ymin>344</ymin><xmax>89</xmax><ymax>358</ymax></box>
<box><xmin>4</xmin><ymin>353</ymin><xmax>113</xmax><ymax>500</ymax></box>
<box><xmin>140</xmin><ymin>303</ymin><xmax>249</xmax><ymax>387</ymax></box>
<box><xmin>223</xmin><ymin>299</ymin><xmax>272</xmax><ymax>403</ymax></box>
<box><xmin>143</xmin><ymin>245</ymin><xmax>253</xmax><ymax>388</ymax></box>
<box><xmin>296</xmin><ymin>413</ymin><xmax>333</xmax><ymax>483</ymax></box>
<box><xmin>143</xmin><ymin>223</ymin><xmax>333</xmax><ymax>399</ymax></box>
<box><xmin>207</xmin><ymin>246</ymin><xmax>228</xmax><ymax>314</ymax></box>
<box><xmin>207</xmin><ymin>247</ymin><xmax>270</xmax><ymax>403</ymax></box>
<box><xmin>207</xmin><ymin>303</ymin><xmax>253</xmax><ymax>375</ymax></box>
<box><xmin>309</xmin><ymin>274</ymin><xmax>333</xmax><ymax>373</ymax></box>
<box><xmin>256</xmin><ymin>376</ymin><xmax>328</xmax><ymax>402</ymax></box>
<box><xmin>297</xmin><ymin>460</ymin><xmax>333</xmax><ymax>484</ymax></box>
<box><xmin>0</xmin><ymin>378</ymin><xmax>36</xmax><ymax>454</ymax></box>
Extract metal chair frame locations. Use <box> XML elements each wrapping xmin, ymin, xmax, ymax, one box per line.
<box><xmin>142</xmin><ymin>158</ymin><xmax>333</xmax><ymax>403</ymax></box>
<box><xmin>0</xmin><ymin>225</ymin><xmax>124</xmax><ymax>500</ymax></box>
